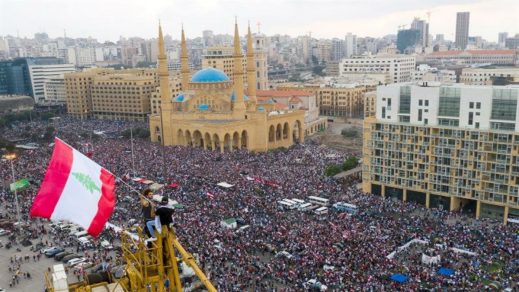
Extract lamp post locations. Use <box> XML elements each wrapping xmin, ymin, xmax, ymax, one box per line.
<box><xmin>3</xmin><ymin>153</ymin><xmax>21</xmax><ymax>227</ymax></box>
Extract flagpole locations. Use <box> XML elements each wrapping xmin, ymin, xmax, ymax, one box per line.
<box><xmin>4</xmin><ymin>154</ymin><xmax>21</xmax><ymax>228</ymax></box>
<box><xmin>130</xmin><ymin>127</ymin><xmax>136</xmax><ymax>177</ymax></box>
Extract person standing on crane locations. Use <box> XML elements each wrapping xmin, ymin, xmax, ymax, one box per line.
<box><xmin>141</xmin><ymin>189</ymin><xmax>155</xmax><ymax>237</ymax></box>
<box><xmin>148</xmin><ymin>196</ymin><xmax>175</xmax><ymax>238</ymax></box>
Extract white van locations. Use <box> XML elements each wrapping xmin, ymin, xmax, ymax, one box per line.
<box><xmin>314</xmin><ymin>207</ymin><xmax>328</xmax><ymax>215</ymax></box>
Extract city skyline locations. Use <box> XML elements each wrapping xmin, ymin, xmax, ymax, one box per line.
<box><xmin>1</xmin><ymin>0</ymin><xmax>518</xmax><ymax>42</ymax></box>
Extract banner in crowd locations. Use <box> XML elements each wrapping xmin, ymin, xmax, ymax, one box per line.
<box><xmin>10</xmin><ymin>178</ymin><xmax>30</xmax><ymax>192</ymax></box>
<box><xmin>30</xmin><ymin>138</ymin><xmax>116</xmax><ymax>237</ymax></box>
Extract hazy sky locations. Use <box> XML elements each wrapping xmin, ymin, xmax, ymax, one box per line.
<box><xmin>1</xmin><ymin>0</ymin><xmax>518</xmax><ymax>42</ymax></box>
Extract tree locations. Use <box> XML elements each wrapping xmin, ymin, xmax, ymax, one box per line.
<box><xmin>341</xmin><ymin>128</ymin><xmax>359</xmax><ymax>138</ymax></box>
<box><xmin>342</xmin><ymin>157</ymin><xmax>359</xmax><ymax>171</ymax></box>
<box><xmin>325</xmin><ymin>164</ymin><xmax>342</xmax><ymax>177</ymax></box>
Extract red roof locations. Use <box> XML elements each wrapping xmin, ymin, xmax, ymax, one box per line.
<box><xmin>257</xmin><ymin>90</ymin><xmax>313</xmax><ymax>97</ymax></box>
<box><xmin>429</xmin><ymin>50</ymin><xmax>516</xmax><ymax>56</ymax></box>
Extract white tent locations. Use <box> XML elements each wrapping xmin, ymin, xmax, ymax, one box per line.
<box><xmin>217</xmin><ymin>182</ymin><xmax>234</xmax><ymax>188</ymax></box>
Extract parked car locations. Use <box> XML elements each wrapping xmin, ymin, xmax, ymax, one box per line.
<box><xmin>0</xmin><ymin>229</ymin><xmax>10</xmax><ymax>236</ymax></box>
<box><xmin>55</xmin><ymin>251</ymin><xmax>73</xmax><ymax>261</ymax></box>
<box><xmin>45</xmin><ymin>247</ymin><xmax>65</xmax><ymax>257</ymax></box>
<box><xmin>67</xmin><ymin>257</ymin><xmax>87</xmax><ymax>267</ymax></box>
<box><xmin>62</xmin><ymin>254</ymin><xmax>81</xmax><ymax>263</ymax></box>
<box><xmin>74</xmin><ymin>261</ymin><xmax>94</xmax><ymax>270</ymax></box>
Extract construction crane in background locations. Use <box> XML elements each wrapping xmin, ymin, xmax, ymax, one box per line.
<box><xmin>44</xmin><ymin>227</ymin><xmax>217</xmax><ymax>292</ymax></box>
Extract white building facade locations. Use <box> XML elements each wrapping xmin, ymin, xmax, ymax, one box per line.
<box><xmin>460</xmin><ymin>67</ymin><xmax>519</xmax><ymax>85</ymax></box>
<box><xmin>28</xmin><ymin>63</ymin><xmax>76</xmax><ymax>103</ymax></box>
<box><xmin>339</xmin><ymin>55</ymin><xmax>416</xmax><ymax>84</ymax></box>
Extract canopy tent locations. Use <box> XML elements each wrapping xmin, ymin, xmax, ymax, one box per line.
<box><xmin>217</xmin><ymin>182</ymin><xmax>234</xmax><ymax>188</ymax></box>
<box><xmin>390</xmin><ymin>274</ymin><xmax>409</xmax><ymax>283</ymax></box>
<box><xmin>149</xmin><ymin>183</ymin><xmax>164</xmax><ymax>191</ymax></box>
<box><xmin>438</xmin><ymin>267</ymin><xmax>454</xmax><ymax>276</ymax></box>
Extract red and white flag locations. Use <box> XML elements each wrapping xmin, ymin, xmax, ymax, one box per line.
<box><xmin>206</xmin><ymin>192</ymin><xmax>214</xmax><ymax>199</ymax></box>
<box><xmin>30</xmin><ymin>138</ymin><xmax>116</xmax><ymax>237</ymax></box>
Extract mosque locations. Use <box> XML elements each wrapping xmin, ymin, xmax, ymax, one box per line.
<box><xmin>149</xmin><ymin>23</ymin><xmax>305</xmax><ymax>152</ymax></box>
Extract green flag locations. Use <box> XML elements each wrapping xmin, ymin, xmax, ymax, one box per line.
<box><xmin>10</xmin><ymin>178</ymin><xmax>30</xmax><ymax>192</ymax></box>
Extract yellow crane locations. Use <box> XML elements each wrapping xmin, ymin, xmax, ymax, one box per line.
<box><xmin>44</xmin><ymin>226</ymin><xmax>217</xmax><ymax>292</ymax></box>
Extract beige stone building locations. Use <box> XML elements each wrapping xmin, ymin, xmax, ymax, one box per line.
<box><xmin>277</xmin><ymin>84</ymin><xmax>367</xmax><ymax>118</ymax></box>
<box><xmin>91</xmin><ymin>72</ymin><xmax>157</xmax><ymax>121</ymax></box>
<box><xmin>363</xmin><ymin>91</ymin><xmax>376</xmax><ymax>118</ymax></box>
<box><xmin>149</xmin><ymin>23</ymin><xmax>305</xmax><ymax>152</ymax></box>
<box><xmin>64</xmin><ymin>68</ymin><xmax>158</xmax><ymax>120</ymax></box>
<box><xmin>150</xmin><ymin>76</ymin><xmax>182</xmax><ymax>115</ymax></box>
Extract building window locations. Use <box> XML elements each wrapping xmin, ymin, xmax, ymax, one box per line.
<box><xmin>418</xmin><ymin>109</ymin><xmax>422</xmax><ymax>121</ymax></box>
<box><xmin>424</xmin><ymin>118</ymin><xmax>428</xmax><ymax>125</ymax></box>
<box><xmin>468</xmin><ymin>112</ymin><xmax>474</xmax><ymax>125</ymax></box>
<box><xmin>382</xmin><ymin>106</ymin><xmax>386</xmax><ymax>118</ymax></box>
<box><xmin>425</xmin><ymin>100</ymin><xmax>429</xmax><ymax>106</ymax></box>
<box><xmin>469</xmin><ymin>102</ymin><xmax>474</xmax><ymax>109</ymax></box>
<box><xmin>398</xmin><ymin>86</ymin><xmax>411</xmax><ymax>114</ymax></box>
<box><xmin>475</xmin><ymin>122</ymin><xmax>480</xmax><ymax>129</ymax></box>
<box><xmin>419</xmin><ymin>99</ymin><xmax>423</xmax><ymax>106</ymax></box>
<box><xmin>491</xmin><ymin>98</ymin><xmax>517</xmax><ymax>121</ymax></box>
<box><xmin>476</xmin><ymin>102</ymin><xmax>481</xmax><ymax>109</ymax></box>
<box><xmin>399</xmin><ymin>115</ymin><xmax>410</xmax><ymax>123</ymax></box>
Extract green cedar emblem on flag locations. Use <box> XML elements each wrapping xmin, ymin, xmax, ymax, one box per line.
<box><xmin>71</xmin><ymin>172</ymin><xmax>101</xmax><ymax>194</ymax></box>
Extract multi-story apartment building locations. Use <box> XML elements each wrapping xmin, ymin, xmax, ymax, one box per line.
<box><xmin>425</xmin><ymin>50</ymin><xmax>517</xmax><ymax>66</ymax></box>
<box><xmin>91</xmin><ymin>73</ymin><xmax>157</xmax><ymax>121</ymax></box>
<box><xmin>339</xmin><ymin>55</ymin><xmax>416</xmax><ymax>84</ymax></box>
<box><xmin>364</xmin><ymin>91</ymin><xmax>376</xmax><ymax>118</ymax></box>
<box><xmin>460</xmin><ymin>67</ymin><xmax>519</xmax><ymax>85</ymax></box>
<box><xmin>202</xmin><ymin>43</ymin><xmax>268</xmax><ymax>90</ymax></box>
<box><xmin>277</xmin><ymin>83</ymin><xmax>366</xmax><ymax>118</ymax></box>
<box><xmin>363</xmin><ymin>82</ymin><xmax>519</xmax><ymax>224</ymax></box>
<box><xmin>65</xmin><ymin>68</ymin><xmax>158</xmax><ymax>120</ymax></box>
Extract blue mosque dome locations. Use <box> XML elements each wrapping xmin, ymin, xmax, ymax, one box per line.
<box><xmin>174</xmin><ymin>94</ymin><xmax>185</xmax><ymax>102</ymax></box>
<box><xmin>191</xmin><ymin>68</ymin><xmax>230</xmax><ymax>83</ymax></box>
<box><xmin>198</xmin><ymin>104</ymin><xmax>210</xmax><ymax>111</ymax></box>
<box><xmin>257</xmin><ymin>106</ymin><xmax>265</xmax><ymax>112</ymax></box>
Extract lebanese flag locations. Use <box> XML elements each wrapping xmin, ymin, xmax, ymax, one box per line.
<box><xmin>206</xmin><ymin>192</ymin><xmax>214</xmax><ymax>199</ymax></box>
<box><xmin>30</xmin><ymin>138</ymin><xmax>116</xmax><ymax>237</ymax></box>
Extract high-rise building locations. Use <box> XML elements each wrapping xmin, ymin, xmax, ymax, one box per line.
<box><xmin>344</xmin><ymin>33</ymin><xmax>357</xmax><ymax>58</ymax></box>
<box><xmin>498</xmin><ymin>32</ymin><xmax>509</xmax><ymax>47</ymax></box>
<box><xmin>410</xmin><ymin>18</ymin><xmax>429</xmax><ymax>48</ymax></box>
<box><xmin>505</xmin><ymin>34</ymin><xmax>519</xmax><ymax>49</ymax></box>
<box><xmin>331</xmin><ymin>39</ymin><xmax>345</xmax><ymax>62</ymax></box>
<box><xmin>397</xmin><ymin>29</ymin><xmax>420</xmax><ymax>53</ymax></box>
<box><xmin>455</xmin><ymin>12</ymin><xmax>470</xmax><ymax>50</ymax></box>
<box><xmin>339</xmin><ymin>55</ymin><xmax>416</xmax><ymax>84</ymax></box>
<box><xmin>202</xmin><ymin>30</ymin><xmax>214</xmax><ymax>47</ymax></box>
<box><xmin>362</xmin><ymin>83</ymin><xmax>519</xmax><ymax>224</ymax></box>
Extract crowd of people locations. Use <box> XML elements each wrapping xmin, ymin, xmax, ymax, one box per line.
<box><xmin>1</xmin><ymin>117</ymin><xmax>518</xmax><ymax>290</ymax></box>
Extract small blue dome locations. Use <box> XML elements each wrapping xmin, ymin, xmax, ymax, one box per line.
<box><xmin>198</xmin><ymin>104</ymin><xmax>209</xmax><ymax>111</ymax></box>
<box><xmin>191</xmin><ymin>68</ymin><xmax>230</xmax><ymax>83</ymax></box>
<box><xmin>267</xmin><ymin>99</ymin><xmax>274</xmax><ymax>104</ymax></box>
<box><xmin>174</xmin><ymin>94</ymin><xmax>185</xmax><ymax>102</ymax></box>
<box><xmin>257</xmin><ymin>106</ymin><xmax>265</xmax><ymax>112</ymax></box>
